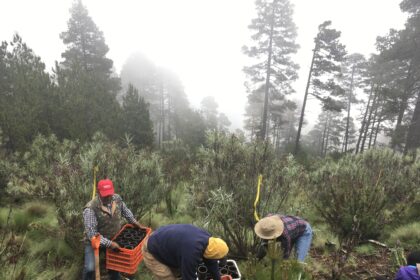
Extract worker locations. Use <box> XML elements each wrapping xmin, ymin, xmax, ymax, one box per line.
<box><xmin>82</xmin><ymin>178</ymin><xmax>145</xmax><ymax>280</ymax></box>
<box><xmin>142</xmin><ymin>224</ymin><xmax>229</xmax><ymax>280</ymax></box>
<box><xmin>395</xmin><ymin>251</ymin><xmax>420</xmax><ymax>280</ymax></box>
<box><xmin>254</xmin><ymin>214</ymin><xmax>312</xmax><ymax>261</ymax></box>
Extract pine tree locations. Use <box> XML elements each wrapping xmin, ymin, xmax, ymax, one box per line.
<box><xmin>122</xmin><ymin>84</ymin><xmax>154</xmax><ymax>148</ymax></box>
<box><xmin>55</xmin><ymin>0</ymin><xmax>121</xmax><ymax>141</ymax></box>
<box><xmin>401</xmin><ymin>0</ymin><xmax>420</xmax><ymax>153</ymax></box>
<box><xmin>243</xmin><ymin>0</ymin><xmax>299</xmax><ymax>140</ymax></box>
<box><xmin>376</xmin><ymin>29</ymin><xmax>417</xmax><ymax>151</ymax></box>
<box><xmin>120</xmin><ymin>54</ymin><xmax>193</xmax><ymax>146</ymax></box>
<box><xmin>294</xmin><ymin>21</ymin><xmax>346</xmax><ymax>154</ymax></box>
<box><xmin>201</xmin><ymin>96</ymin><xmax>219</xmax><ymax>131</ymax></box>
<box><xmin>218</xmin><ymin>113</ymin><xmax>232</xmax><ymax>132</ymax></box>
<box><xmin>0</xmin><ymin>34</ymin><xmax>53</xmax><ymax>151</ymax></box>
<box><xmin>340</xmin><ymin>53</ymin><xmax>366</xmax><ymax>152</ymax></box>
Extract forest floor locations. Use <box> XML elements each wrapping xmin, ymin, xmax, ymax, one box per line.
<box><xmin>311</xmin><ymin>247</ymin><xmax>395</xmax><ymax>279</ymax></box>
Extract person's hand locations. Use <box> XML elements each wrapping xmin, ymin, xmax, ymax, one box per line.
<box><xmin>133</xmin><ymin>222</ymin><xmax>147</xmax><ymax>230</ymax></box>
<box><xmin>256</xmin><ymin>243</ymin><xmax>267</xmax><ymax>260</ymax></box>
<box><xmin>110</xmin><ymin>241</ymin><xmax>121</xmax><ymax>252</ymax></box>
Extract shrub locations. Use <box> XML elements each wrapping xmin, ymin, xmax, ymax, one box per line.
<box><xmin>309</xmin><ymin>149</ymin><xmax>419</xmax><ymax>279</ymax></box>
<box><xmin>24</xmin><ymin>202</ymin><xmax>48</xmax><ymax>218</ymax></box>
<box><xmin>190</xmin><ymin>133</ymin><xmax>307</xmax><ymax>256</ymax></box>
<box><xmin>12</xmin><ymin>210</ymin><xmax>32</xmax><ymax>232</ymax></box>
<box><xmin>5</xmin><ymin>133</ymin><xmax>165</xmax><ymax>253</ymax></box>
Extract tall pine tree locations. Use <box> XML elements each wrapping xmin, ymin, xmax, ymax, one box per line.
<box><xmin>243</xmin><ymin>0</ymin><xmax>299</xmax><ymax>140</ymax></box>
<box><xmin>294</xmin><ymin>21</ymin><xmax>346</xmax><ymax>154</ymax></box>
<box><xmin>55</xmin><ymin>0</ymin><xmax>121</xmax><ymax>141</ymax></box>
<box><xmin>122</xmin><ymin>84</ymin><xmax>154</xmax><ymax>148</ymax></box>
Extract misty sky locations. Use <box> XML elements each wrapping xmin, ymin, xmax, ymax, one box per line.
<box><xmin>0</xmin><ymin>0</ymin><xmax>408</xmax><ymax>130</ymax></box>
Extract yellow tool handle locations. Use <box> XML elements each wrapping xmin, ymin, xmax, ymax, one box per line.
<box><xmin>91</xmin><ymin>166</ymin><xmax>99</xmax><ymax>200</ymax></box>
<box><xmin>254</xmin><ymin>174</ymin><xmax>263</xmax><ymax>222</ymax></box>
<box><xmin>95</xmin><ymin>254</ymin><xmax>100</xmax><ymax>280</ymax></box>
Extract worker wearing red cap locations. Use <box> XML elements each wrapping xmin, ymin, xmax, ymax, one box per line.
<box><xmin>82</xmin><ymin>178</ymin><xmax>144</xmax><ymax>280</ymax></box>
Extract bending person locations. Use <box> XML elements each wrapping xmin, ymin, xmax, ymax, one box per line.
<box><xmin>142</xmin><ymin>224</ymin><xmax>229</xmax><ymax>280</ymax></box>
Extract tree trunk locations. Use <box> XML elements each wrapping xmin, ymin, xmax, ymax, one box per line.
<box><xmin>294</xmin><ymin>47</ymin><xmax>317</xmax><ymax>155</ymax></box>
<box><xmin>356</xmin><ymin>84</ymin><xmax>374</xmax><ymax>153</ymax></box>
<box><xmin>368</xmin><ymin>116</ymin><xmax>375</xmax><ymax>149</ymax></box>
<box><xmin>368</xmin><ymin>99</ymin><xmax>380</xmax><ymax>149</ymax></box>
<box><xmin>404</xmin><ymin>90</ymin><xmax>420</xmax><ymax>154</ymax></box>
<box><xmin>361</xmin><ymin>90</ymin><xmax>378</xmax><ymax>152</ymax></box>
<box><xmin>373</xmin><ymin>114</ymin><xmax>382</xmax><ymax>148</ymax></box>
<box><xmin>158</xmin><ymin>82</ymin><xmax>165</xmax><ymax>147</ymax></box>
<box><xmin>392</xmin><ymin>60</ymin><xmax>413</xmax><ymax>150</ymax></box>
<box><xmin>324</xmin><ymin>115</ymin><xmax>331</xmax><ymax>157</ymax></box>
<box><xmin>321</xmin><ymin>112</ymin><xmax>329</xmax><ymax>156</ymax></box>
<box><xmin>167</xmin><ymin>94</ymin><xmax>172</xmax><ymax>141</ymax></box>
<box><xmin>260</xmin><ymin>3</ymin><xmax>276</xmax><ymax>140</ymax></box>
<box><xmin>344</xmin><ymin>66</ymin><xmax>355</xmax><ymax>152</ymax></box>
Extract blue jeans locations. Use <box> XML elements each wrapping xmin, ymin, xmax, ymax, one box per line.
<box><xmin>83</xmin><ymin>244</ymin><xmax>121</xmax><ymax>280</ymax></box>
<box><xmin>295</xmin><ymin>224</ymin><xmax>313</xmax><ymax>261</ymax></box>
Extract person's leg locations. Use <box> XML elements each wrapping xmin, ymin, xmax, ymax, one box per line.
<box><xmin>142</xmin><ymin>242</ymin><xmax>177</xmax><ymax>280</ymax></box>
<box><xmin>83</xmin><ymin>244</ymin><xmax>95</xmax><ymax>280</ymax></box>
<box><xmin>295</xmin><ymin>223</ymin><xmax>313</xmax><ymax>261</ymax></box>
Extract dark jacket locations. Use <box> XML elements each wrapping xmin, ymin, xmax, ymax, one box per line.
<box><xmin>395</xmin><ymin>266</ymin><xmax>420</xmax><ymax>280</ymax></box>
<box><xmin>147</xmin><ymin>224</ymin><xmax>220</xmax><ymax>280</ymax></box>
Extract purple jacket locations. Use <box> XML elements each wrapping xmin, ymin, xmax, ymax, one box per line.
<box><xmin>395</xmin><ymin>266</ymin><xmax>420</xmax><ymax>280</ymax></box>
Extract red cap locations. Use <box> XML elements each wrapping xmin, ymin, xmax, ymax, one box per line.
<box><xmin>97</xmin><ymin>179</ymin><xmax>114</xmax><ymax>197</ymax></box>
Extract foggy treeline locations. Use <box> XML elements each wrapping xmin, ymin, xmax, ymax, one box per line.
<box><xmin>0</xmin><ymin>1</ymin><xmax>230</xmax><ymax>152</ymax></box>
<box><xmin>243</xmin><ymin>0</ymin><xmax>420</xmax><ymax>156</ymax></box>
<box><xmin>1</xmin><ymin>0</ymin><xmax>420</xmax><ymax>157</ymax></box>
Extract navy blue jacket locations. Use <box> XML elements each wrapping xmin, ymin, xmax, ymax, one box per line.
<box><xmin>147</xmin><ymin>224</ymin><xmax>221</xmax><ymax>280</ymax></box>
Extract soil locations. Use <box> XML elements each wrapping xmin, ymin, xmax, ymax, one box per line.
<box><xmin>311</xmin><ymin>247</ymin><xmax>395</xmax><ymax>280</ymax></box>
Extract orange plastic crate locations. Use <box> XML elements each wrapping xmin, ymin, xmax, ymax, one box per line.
<box><xmin>106</xmin><ymin>224</ymin><xmax>152</xmax><ymax>275</ymax></box>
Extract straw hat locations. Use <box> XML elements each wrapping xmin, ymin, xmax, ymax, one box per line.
<box><xmin>254</xmin><ymin>216</ymin><xmax>284</xmax><ymax>239</ymax></box>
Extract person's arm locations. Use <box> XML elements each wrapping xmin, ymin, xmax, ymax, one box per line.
<box><xmin>279</xmin><ymin>236</ymin><xmax>291</xmax><ymax>259</ymax></box>
<box><xmin>256</xmin><ymin>240</ymin><xmax>268</xmax><ymax>260</ymax></box>
<box><xmin>204</xmin><ymin>259</ymin><xmax>221</xmax><ymax>280</ymax></box>
<box><xmin>394</xmin><ymin>267</ymin><xmax>405</xmax><ymax>280</ymax></box>
<box><xmin>180</xmin><ymin>255</ymin><xmax>200</xmax><ymax>280</ymax></box>
<box><xmin>83</xmin><ymin>207</ymin><xmax>112</xmax><ymax>247</ymax></box>
<box><xmin>120</xmin><ymin>201</ymin><xmax>137</xmax><ymax>223</ymax></box>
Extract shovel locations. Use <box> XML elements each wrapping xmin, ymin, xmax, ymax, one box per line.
<box><xmin>91</xmin><ymin>234</ymin><xmax>101</xmax><ymax>280</ymax></box>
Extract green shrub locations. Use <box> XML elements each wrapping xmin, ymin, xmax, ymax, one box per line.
<box><xmin>311</xmin><ymin>224</ymin><xmax>338</xmax><ymax>251</ymax></box>
<box><xmin>190</xmin><ymin>133</ymin><xmax>307</xmax><ymax>256</ymax></box>
<box><xmin>387</xmin><ymin>222</ymin><xmax>420</xmax><ymax>250</ymax></box>
<box><xmin>5</xmin><ymin>133</ymin><xmax>165</xmax><ymax>253</ymax></box>
<box><xmin>0</xmin><ymin>207</ymin><xmax>11</xmax><ymax>229</ymax></box>
<box><xmin>309</xmin><ymin>149</ymin><xmax>419</xmax><ymax>279</ymax></box>
<box><xmin>12</xmin><ymin>210</ymin><xmax>32</xmax><ymax>232</ymax></box>
<box><xmin>24</xmin><ymin>202</ymin><xmax>48</xmax><ymax>218</ymax></box>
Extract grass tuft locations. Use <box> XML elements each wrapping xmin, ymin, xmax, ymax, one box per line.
<box><xmin>24</xmin><ymin>202</ymin><xmax>48</xmax><ymax>218</ymax></box>
<box><xmin>387</xmin><ymin>222</ymin><xmax>420</xmax><ymax>250</ymax></box>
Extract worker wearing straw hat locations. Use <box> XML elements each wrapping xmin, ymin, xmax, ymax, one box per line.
<box><xmin>254</xmin><ymin>214</ymin><xmax>312</xmax><ymax>261</ymax></box>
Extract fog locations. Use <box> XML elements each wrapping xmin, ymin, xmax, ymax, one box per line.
<box><xmin>0</xmin><ymin>0</ymin><xmax>407</xmax><ymax>130</ymax></box>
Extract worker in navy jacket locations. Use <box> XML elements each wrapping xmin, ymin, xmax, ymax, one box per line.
<box><xmin>142</xmin><ymin>224</ymin><xmax>229</xmax><ymax>280</ymax></box>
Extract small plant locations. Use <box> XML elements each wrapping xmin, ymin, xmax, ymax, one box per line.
<box><xmin>251</xmin><ymin>259</ymin><xmax>312</xmax><ymax>280</ymax></box>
